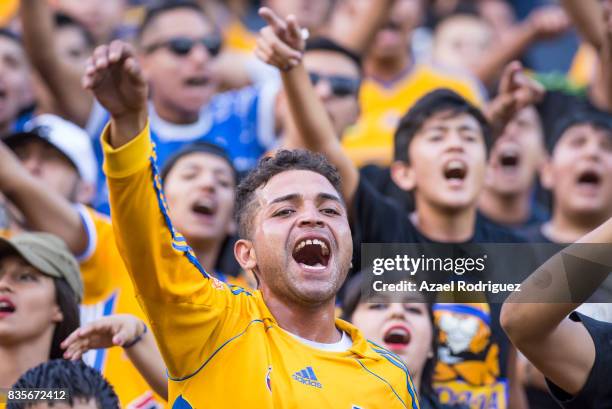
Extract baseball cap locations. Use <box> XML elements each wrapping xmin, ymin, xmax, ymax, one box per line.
<box><xmin>0</xmin><ymin>233</ymin><xmax>83</xmax><ymax>302</ymax></box>
<box><xmin>3</xmin><ymin>114</ymin><xmax>98</xmax><ymax>185</ymax></box>
<box><xmin>547</xmin><ymin>108</ymin><xmax>612</xmax><ymax>154</ymax></box>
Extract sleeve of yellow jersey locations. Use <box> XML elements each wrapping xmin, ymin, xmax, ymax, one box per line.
<box><xmin>101</xmin><ymin>121</ymin><xmax>253</xmax><ymax>380</ymax></box>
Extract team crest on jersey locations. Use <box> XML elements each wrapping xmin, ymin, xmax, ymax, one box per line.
<box><xmin>292</xmin><ymin>366</ymin><xmax>322</xmax><ymax>388</ymax></box>
<box><xmin>265</xmin><ymin>366</ymin><xmax>272</xmax><ymax>392</ymax></box>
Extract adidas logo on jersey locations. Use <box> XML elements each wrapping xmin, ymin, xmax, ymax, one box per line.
<box><xmin>291</xmin><ymin>366</ymin><xmax>322</xmax><ymax>388</ymax></box>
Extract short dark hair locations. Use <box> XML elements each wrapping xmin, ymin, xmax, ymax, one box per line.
<box><xmin>547</xmin><ymin>108</ymin><xmax>612</xmax><ymax>154</ymax></box>
<box><xmin>137</xmin><ymin>0</ymin><xmax>207</xmax><ymax>41</ymax></box>
<box><xmin>161</xmin><ymin>141</ymin><xmax>237</xmax><ymax>183</ymax></box>
<box><xmin>235</xmin><ymin>150</ymin><xmax>342</xmax><ymax>239</ymax></box>
<box><xmin>305</xmin><ymin>36</ymin><xmax>362</xmax><ymax>72</ymax></box>
<box><xmin>55</xmin><ymin>12</ymin><xmax>96</xmax><ymax>49</ymax></box>
<box><xmin>8</xmin><ymin>360</ymin><xmax>120</xmax><ymax>409</ymax></box>
<box><xmin>394</xmin><ymin>88</ymin><xmax>492</xmax><ymax>163</ymax></box>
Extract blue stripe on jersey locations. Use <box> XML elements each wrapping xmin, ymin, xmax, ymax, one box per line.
<box><xmin>91</xmin><ymin>292</ymin><xmax>118</xmax><ymax>371</ymax></box>
<box><xmin>168</xmin><ymin>319</ymin><xmax>265</xmax><ymax>382</ymax></box>
<box><xmin>148</xmin><ymin>152</ymin><xmax>211</xmax><ymax>280</ymax></box>
<box><xmin>368</xmin><ymin>341</ymin><xmax>419</xmax><ymax>409</ymax></box>
<box><xmin>355</xmin><ymin>358</ymin><xmax>407</xmax><ymax>408</ymax></box>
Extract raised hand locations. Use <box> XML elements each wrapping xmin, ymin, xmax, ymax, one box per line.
<box><xmin>83</xmin><ymin>40</ymin><xmax>147</xmax><ymax>118</ymax></box>
<box><xmin>61</xmin><ymin>314</ymin><xmax>146</xmax><ymax>361</ymax></box>
<box><xmin>527</xmin><ymin>6</ymin><xmax>571</xmax><ymax>40</ymax></box>
<box><xmin>486</xmin><ymin>61</ymin><xmax>545</xmax><ymax>136</ymax></box>
<box><xmin>255</xmin><ymin>7</ymin><xmax>305</xmax><ymax>71</ymax></box>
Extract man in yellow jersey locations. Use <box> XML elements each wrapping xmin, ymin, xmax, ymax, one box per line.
<box><xmin>84</xmin><ymin>29</ymin><xmax>420</xmax><ymax>407</ymax></box>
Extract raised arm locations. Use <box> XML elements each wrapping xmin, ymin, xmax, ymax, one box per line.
<box><xmin>256</xmin><ymin>8</ymin><xmax>360</xmax><ymax>206</ymax></box>
<box><xmin>588</xmin><ymin>1</ymin><xmax>612</xmax><ymax>111</ymax></box>
<box><xmin>501</xmin><ymin>216</ymin><xmax>612</xmax><ymax>395</ymax></box>
<box><xmin>0</xmin><ymin>141</ymin><xmax>87</xmax><ymax>255</ymax></box>
<box><xmin>20</xmin><ymin>0</ymin><xmax>93</xmax><ymax>126</ymax></box>
<box><xmin>84</xmin><ymin>41</ymin><xmax>244</xmax><ymax>380</ymax></box>
<box><xmin>327</xmin><ymin>0</ymin><xmax>396</xmax><ymax>54</ymax></box>
<box><xmin>474</xmin><ymin>6</ymin><xmax>569</xmax><ymax>87</ymax></box>
<box><xmin>560</xmin><ymin>0</ymin><xmax>605</xmax><ymax>49</ymax></box>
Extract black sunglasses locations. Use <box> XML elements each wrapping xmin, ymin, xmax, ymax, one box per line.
<box><xmin>308</xmin><ymin>72</ymin><xmax>360</xmax><ymax>97</ymax></box>
<box><xmin>144</xmin><ymin>35</ymin><xmax>223</xmax><ymax>57</ymax></box>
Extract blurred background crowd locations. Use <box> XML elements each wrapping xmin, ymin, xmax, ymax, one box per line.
<box><xmin>0</xmin><ymin>0</ymin><xmax>611</xmax><ymax>408</ymax></box>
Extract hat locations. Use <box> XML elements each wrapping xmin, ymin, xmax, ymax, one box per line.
<box><xmin>0</xmin><ymin>233</ymin><xmax>83</xmax><ymax>302</ymax></box>
<box><xmin>4</xmin><ymin>114</ymin><xmax>98</xmax><ymax>185</ymax></box>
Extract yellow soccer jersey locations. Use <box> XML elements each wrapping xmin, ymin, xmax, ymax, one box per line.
<box><xmin>77</xmin><ymin>207</ymin><xmax>167</xmax><ymax>409</ymax></box>
<box><xmin>102</xmin><ymin>123</ymin><xmax>420</xmax><ymax>409</ymax></box>
<box><xmin>342</xmin><ymin>64</ymin><xmax>486</xmax><ymax>166</ymax></box>
<box><xmin>223</xmin><ymin>19</ymin><xmax>257</xmax><ymax>53</ymax></box>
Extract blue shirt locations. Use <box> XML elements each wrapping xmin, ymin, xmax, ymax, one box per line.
<box><xmin>87</xmin><ymin>83</ymin><xmax>278</xmax><ymax>214</ymax></box>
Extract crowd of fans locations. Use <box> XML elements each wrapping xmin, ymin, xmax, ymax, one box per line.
<box><xmin>0</xmin><ymin>0</ymin><xmax>611</xmax><ymax>408</ymax></box>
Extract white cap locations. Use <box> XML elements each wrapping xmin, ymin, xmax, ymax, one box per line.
<box><xmin>18</xmin><ymin>114</ymin><xmax>98</xmax><ymax>185</ymax></box>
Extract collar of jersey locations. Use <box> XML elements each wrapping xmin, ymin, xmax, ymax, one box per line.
<box><xmin>253</xmin><ymin>292</ymin><xmax>381</xmax><ymax>361</ymax></box>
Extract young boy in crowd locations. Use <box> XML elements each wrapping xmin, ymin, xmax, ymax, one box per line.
<box><xmin>478</xmin><ymin>106</ymin><xmax>549</xmax><ymax>229</ymax></box>
<box><xmin>527</xmin><ymin>109</ymin><xmax>612</xmax><ymax>244</ymax></box>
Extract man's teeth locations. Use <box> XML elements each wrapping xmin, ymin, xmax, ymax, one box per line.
<box><xmin>295</xmin><ymin>239</ymin><xmax>329</xmax><ymax>255</ymax></box>
<box><xmin>447</xmin><ymin>160</ymin><xmax>464</xmax><ymax>171</ymax></box>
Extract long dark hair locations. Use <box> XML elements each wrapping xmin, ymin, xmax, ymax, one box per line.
<box><xmin>49</xmin><ymin>278</ymin><xmax>80</xmax><ymax>360</ymax></box>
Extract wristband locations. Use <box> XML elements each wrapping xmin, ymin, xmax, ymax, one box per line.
<box><xmin>123</xmin><ymin>323</ymin><xmax>147</xmax><ymax>349</ymax></box>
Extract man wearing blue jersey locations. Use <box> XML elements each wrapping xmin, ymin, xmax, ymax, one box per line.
<box><xmin>84</xmin><ymin>0</ymin><xmax>280</xmax><ymax>214</ymax></box>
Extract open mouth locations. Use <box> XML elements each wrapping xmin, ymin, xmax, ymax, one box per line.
<box><xmin>184</xmin><ymin>76</ymin><xmax>210</xmax><ymax>87</ymax></box>
<box><xmin>443</xmin><ymin>160</ymin><xmax>467</xmax><ymax>181</ymax></box>
<box><xmin>383</xmin><ymin>324</ymin><xmax>411</xmax><ymax>350</ymax></box>
<box><xmin>577</xmin><ymin>170</ymin><xmax>602</xmax><ymax>187</ymax></box>
<box><xmin>499</xmin><ymin>149</ymin><xmax>520</xmax><ymax>169</ymax></box>
<box><xmin>292</xmin><ymin>237</ymin><xmax>331</xmax><ymax>271</ymax></box>
<box><xmin>383</xmin><ymin>20</ymin><xmax>402</xmax><ymax>31</ymax></box>
<box><xmin>0</xmin><ymin>299</ymin><xmax>16</xmax><ymax>315</ymax></box>
<box><xmin>191</xmin><ymin>199</ymin><xmax>216</xmax><ymax>217</ymax></box>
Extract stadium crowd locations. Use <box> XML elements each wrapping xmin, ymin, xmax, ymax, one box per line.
<box><xmin>0</xmin><ymin>0</ymin><xmax>611</xmax><ymax>408</ymax></box>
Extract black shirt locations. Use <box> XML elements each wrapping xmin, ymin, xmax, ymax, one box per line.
<box><xmin>351</xmin><ymin>176</ymin><xmax>526</xmax><ymax>248</ymax></box>
<box><xmin>351</xmin><ymin>177</ymin><xmax>524</xmax><ymax>408</ymax></box>
<box><xmin>547</xmin><ymin>312</ymin><xmax>612</xmax><ymax>409</ymax></box>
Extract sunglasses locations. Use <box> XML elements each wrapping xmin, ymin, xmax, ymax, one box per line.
<box><xmin>144</xmin><ymin>35</ymin><xmax>223</xmax><ymax>57</ymax></box>
<box><xmin>308</xmin><ymin>72</ymin><xmax>360</xmax><ymax>97</ymax></box>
